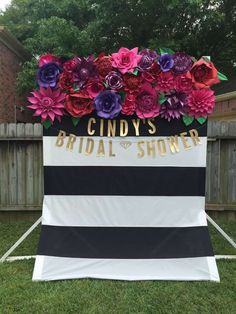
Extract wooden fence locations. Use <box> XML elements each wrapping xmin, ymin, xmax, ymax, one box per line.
<box><xmin>0</xmin><ymin>121</ymin><xmax>236</xmax><ymax>219</ymax></box>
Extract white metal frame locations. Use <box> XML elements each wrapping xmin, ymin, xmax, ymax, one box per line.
<box><xmin>0</xmin><ymin>214</ymin><xmax>235</xmax><ymax>263</ymax></box>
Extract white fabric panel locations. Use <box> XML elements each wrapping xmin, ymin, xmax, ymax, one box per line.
<box><xmin>32</xmin><ymin>256</ymin><xmax>220</xmax><ymax>282</ymax></box>
<box><xmin>43</xmin><ymin>136</ymin><xmax>207</xmax><ymax>167</ymax></box>
<box><xmin>42</xmin><ymin>195</ymin><xmax>207</xmax><ymax>227</ymax></box>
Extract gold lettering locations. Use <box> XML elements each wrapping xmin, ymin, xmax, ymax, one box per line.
<box><xmin>147</xmin><ymin>119</ymin><xmax>156</xmax><ymax>135</ymax></box>
<box><xmin>147</xmin><ymin>140</ymin><xmax>156</xmax><ymax>158</ymax></box>
<box><xmin>55</xmin><ymin>130</ymin><xmax>66</xmax><ymax>147</ymax></box>
<box><xmin>180</xmin><ymin>132</ymin><xmax>191</xmax><ymax>150</ymax></box>
<box><xmin>120</xmin><ymin>119</ymin><xmax>128</xmax><ymax>137</ymax></box>
<box><xmin>109</xmin><ymin>140</ymin><xmax>116</xmax><ymax>157</ymax></box>
<box><xmin>100</xmin><ymin>119</ymin><xmax>104</xmax><ymax>136</ymax></box>
<box><xmin>66</xmin><ymin>133</ymin><xmax>76</xmax><ymax>151</ymax></box>
<box><xmin>157</xmin><ymin>139</ymin><xmax>167</xmax><ymax>156</ymax></box>
<box><xmin>137</xmin><ymin>141</ymin><xmax>145</xmax><ymax>158</ymax></box>
<box><xmin>167</xmin><ymin>136</ymin><xmax>180</xmax><ymax>153</ymax></box>
<box><xmin>85</xmin><ymin>138</ymin><xmax>94</xmax><ymax>155</ymax></box>
<box><xmin>189</xmin><ymin>129</ymin><xmax>201</xmax><ymax>146</ymax></box>
<box><xmin>132</xmin><ymin>119</ymin><xmax>140</xmax><ymax>136</ymax></box>
<box><xmin>97</xmin><ymin>139</ymin><xmax>105</xmax><ymax>157</ymax></box>
<box><xmin>78</xmin><ymin>137</ymin><xmax>83</xmax><ymax>153</ymax></box>
<box><xmin>107</xmin><ymin>120</ymin><xmax>116</xmax><ymax>137</ymax></box>
<box><xmin>87</xmin><ymin>118</ymin><xmax>96</xmax><ymax>135</ymax></box>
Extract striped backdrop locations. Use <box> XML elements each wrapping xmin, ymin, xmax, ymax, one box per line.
<box><xmin>32</xmin><ymin>115</ymin><xmax>219</xmax><ymax>281</ymax></box>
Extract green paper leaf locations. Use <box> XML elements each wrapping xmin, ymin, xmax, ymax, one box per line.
<box><xmin>217</xmin><ymin>71</ymin><xmax>228</xmax><ymax>81</ymax></box>
<box><xmin>197</xmin><ymin>117</ymin><xmax>207</xmax><ymax>125</ymax></box>
<box><xmin>72</xmin><ymin>117</ymin><xmax>80</xmax><ymax>127</ymax></box>
<box><xmin>159</xmin><ymin>92</ymin><xmax>166</xmax><ymax>105</ymax></box>
<box><xmin>117</xmin><ymin>91</ymin><xmax>126</xmax><ymax>101</ymax></box>
<box><xmin>73</xmin><ymin>87</ymin><xmax>80</xmax><ymax>92</ymax></box>
<box><xmin>158</xmin><ymin>47</ymin><xmax>174</xmax><ymax>54</ymax></box>
<box><xmin>182</xmin><ymin>115</ymin><xmax>194</xmax><ymax>126</ymax></box>
<box><xmin>202</xmin><ymin>56</ymin><xmax>211</xmax><ymax>63</ymax></box>
<box><xmin>191</xmin><ymin>56</ymin><xmax>197</xmax><ymax>62</ymax></box>
<box><xmin>42</xmin><ymin>120</ymin><xmax>52</xmax><ymax>129</ymax></box>
<box><xmin>103</xmin><ymin>82</ymin><xmax>108</xmax><ymax>88</ymax></box>
<box><xmin>128</xmin><ymin>68</ymin><xmax>139</xmax><ymax>75</ymax></box>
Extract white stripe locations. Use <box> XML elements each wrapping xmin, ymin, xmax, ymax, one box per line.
<box><xmin>32</xmin><ymin>256</ymin><xmax>220</xmax><ymax>281</ymax></box>
<box><xmin>42</xmin><ymin>195</ymin><xmax>207</xmax><ymax>227</ymax></box>
<box><xmin>43</xmin><ymin>136</ymin><xmax>207</xmax><ymax>167</ymax></box>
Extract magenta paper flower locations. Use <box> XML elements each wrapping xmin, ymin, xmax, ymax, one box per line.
<box><xmin>28</xmin><ymin>87</ymin><xmax>66</xmax><ymax>122</ymax></box>
<box><xmin>160</xmin><ymin>92</ymin><xmax>187</xmax><ymax>121</ymax></box>
<box><xmin>112</xmin><ymin>47</ymin><xmax>142</xmax><ymax>74</ymax></box>
<box><xmin>187</xmin><ymin>89</ymin><xmax>215</xmax><ymax>118</ymax></box>
<box><xmin>135</xmin><ymin>83</ymin><xmax>160</xmax><ymax>119</ymax></box>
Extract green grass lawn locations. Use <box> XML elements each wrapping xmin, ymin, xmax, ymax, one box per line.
<box><xmin>0</xmin><ymin>217</ymin><xmax>235</xmax><ymax>314</ymax></box>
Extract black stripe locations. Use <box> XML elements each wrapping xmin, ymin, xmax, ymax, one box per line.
<box><xmin>43</xmin><ymin>114</ymin><xmax>207</xmax><ymax>137</ymax></box>
<box><xmin>37</xmin><ymin>225</ymin><xmax>214</xmax><ymax>259</ymax></box>
<box><xmin>44</xmin><ymin>166</ymin><xmax>206</xmax><ymax>196</ymax></box>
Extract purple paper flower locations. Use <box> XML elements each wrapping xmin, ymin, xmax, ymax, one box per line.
<box><xmin>73</xmin><ymin>56</ymin><xmax>97</xmax><ymax>88</ymax></box>
<box><xmin>172</xmin><ymin>52</ymin><xmax>193</xmax><ymax>74</ymax></box>
<box><xmin>105</xmin><ymin>71</ymin><xmax>123</xmax><ymax>90</ymax></box>
<box><xmin>95</xmin><ymin>90</ymin><xmax>122</xmax><ymax>119</ymax></box>
<box><xmin>37</xmin><ymin>62</ymin><xmax>61</xmax><ymax>88</ymax></box>
<box><xmin>138</xmin><ymin>49</ymin><xmax>158</xmax><ymax>71</ymax></box>
<box><xmin>158</xmin><ymin>54</ymin><xmax>174</xmax><ymax>72</ymax></box>
<box><xmin>160</xmin><ymin>92</ymin><xmax>187</xmax><ymax>121</ymax></box>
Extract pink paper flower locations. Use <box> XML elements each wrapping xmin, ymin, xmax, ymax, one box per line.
<box><xmin>135</xmin><ymin>83</ymin><xmax>160</xmax><ymax>119</ymax></box>
<box><xmin>156</xmin><ymin>72</ymin><xmax>175</xmax><ymax>92</ymax></box>
<box><xmin>112</xmin><ymin>47</ymin><xmax>142</xmax><ymax>74</ymax></box>
<box><xmin>187</xmin><ymin>89</ymin><xmax>215</xmax><ymax>118</ymax></box>
<box><xmin>28</xmin><ymin>87</ymin><xmax>65</xmax><ymax>122</ymax></box>
<box><xmin>175</xmin><ymin>74</ymin><xmax>193</xmax><ymax>93</ymax></box>
<box><xmin>38</xmin><ymin>54</ymin><xmax>61</xmax><ymax>67</ymax></box>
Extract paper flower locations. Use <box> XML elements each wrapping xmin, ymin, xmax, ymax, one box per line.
<box><xmin>160</xmin><ymin>92</ymin><xmax>187</xmax><ymax>121</ymax></box>
<box><xmin>135</xmin><ymin>83</ymin><xmax>160</xmax><ymax>119</ymax></box>
<box><xmin>121</xmin><ymin>94</ymin><xmax>136</xmax><ymax>115</ymax></box>
<box><xmin>28</xmin><ymin>87</ymin><xmax>65</xmax><ymax>122</ymax></box>
<box><xmin>73</xmin><ymin>57</ymin><xmax>97</xmax><ymax>88</ymax></box>
<box><xmin>187</xmin><ymin>89</ymin><xmax>215</xmax><ymax>118</ymax></box>
<box><xmin>138</xmin><ymin>49</ymin><xmax>158</xmax><ymax>71</ymax></box>
<box><xmin>172</xmin><ymin>52</ymin><xmax>193</xmax><ymax>74</ymax></box>
<box><xmin>86</xmin><ymin>79</ymin><xmax>105</xmax><ymax>98</ymax></box>
<box><xmin>112</xmin><ymin>47</ymin><xmax>142</xmax><ymax>74</ymax></box>
<box><xmin>59</xmin><ymin>72</ymin><xmax>74</xmax><ymax>91</ymax></box>
<box><xmin>175</xmin><ymin>74</ymin><xmax>192</xmax><ymax>93</ymax></box>
<box><xmin>65</xmin><ymin>90</ymin><xmax>94</xmax><ymax>117</ymax></box>
<box><xmin>123</xmin><ymin>73</ymin><xmax>142</xmax><ymax>94</ymax></box>
<box><xmin>188</xmin><ymin>58</ymin><xmax>220</xmax><ymax>89</ymax></box>
<box><xmin>158</xmin><ymin>54</ymin><xmax>174</xmax><ymax>72</ymax></box>
<box><xmin>63</xmin><ymin>57</ymin><xmax>81</xmax><ymax>73</ymax></box>
<box><xmin>156</xmin><ymin>72</ymin><xmax>175</xmax><ymax>92</ymax></box>
<box><xmin>38</xmin><ymin>54</ymin><xmax>61</xmax><ymax>67</ymax></box>
<box><xmin>37</xmin><ymin>62</ymin><xmax>61</xmax><ymax>88</ymax></box>
<box><xmin>95</xmin><ymin>53</ymin><xmax>113</xmax><ymax>78</ymax></box>
<box><xmin>105</xmin><ymin>71</ymin><xmax>123</xmax><ymax>90</ymax></box>
<box><xmin>142</xmin><ymin>62</ymin><xmax>161</xmax><ymax>83</ymax></box>
<box><xmin>95</xmin><ymin>91</ymin><xmax>122</xmax><ymax>119</ymax></box>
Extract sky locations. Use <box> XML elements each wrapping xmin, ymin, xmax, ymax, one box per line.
<box><xmin>0</xmin><ymin>0</ymin><xmax>12</xmax><ymax>11</ymax></box>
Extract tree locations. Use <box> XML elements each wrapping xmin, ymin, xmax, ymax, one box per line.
<box><xmin>0</xmin><ymin>0</ymin><xmax>235</xmax><ymax>96</ymax></box>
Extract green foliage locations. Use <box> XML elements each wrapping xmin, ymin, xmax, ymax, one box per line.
<box><xmin>0</xmin><ymin>0</ymin><xmax>236</xmax><ymax>96</ymax></box>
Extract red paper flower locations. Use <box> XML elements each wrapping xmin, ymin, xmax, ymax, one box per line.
<box><xmin>121</xmin><ymin>94</ymin><xmax>136</xmax><ymax>115</ymax></box>
<box><xmin>156</xmin><ymin>72</ymin><xmax>175</xmax><ymax>92</ymax></box>
<box><xmin>59</xmin><ymin>72</ymin><xmax>74</xmax><ymax>91</ymax></box>
<box><xmin>123</xmin><ymin>73</ymin><xmax>142</xmax><ymax>94</ymax></box>
<box><xmin>86</xmin><ymin>79</ymin><xmax>105</xmax><ymax>98</ymax></box>
<box><xmin>95</xmin><ymin>53</ymin><xmax>113</xmax><ymax>78</ymax></box>
<box><xmin>63</xmin><ymin>57</ymin><xmax>81</xmax><ymax>73</ymax></box>
<box><xmin>135</xmin><ymin>83</ymin><xmax>160</xmax><ymax>119</ymax></box>
<box><xmin>187</xmin><ymin>89</ymin><xmax>215</xmax><ymax>118</ymax></box>
<box><xmin>142</xmin><ymin>62</ymin><xmax>161</xmax><ymax>83</ymax></box>
<box><xmin>38</xmin><ymin>54</ymin><xmax>61</xmax><ymax>67</ymax></box>
<box><xmin>188</xmin><ymin>59</ymin><xmax>220</xmax><ymax>89</ymax></box>
<box><xmin>65</xmin><ymin>90</ymin><xmax>94</xmax><ymax>117</ymax></box>
<box><xmin>28</xmin><ymin>87</ymin><xmax>65</xmax><ymax>122</ymax></box>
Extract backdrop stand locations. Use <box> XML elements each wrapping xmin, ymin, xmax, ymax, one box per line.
<box><xmin>0</xmin><ymin>214</ymin><xmax>235</xmax><ymax>263</ymax></box>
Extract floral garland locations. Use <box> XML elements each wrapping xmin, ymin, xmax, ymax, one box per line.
<box><xmin>28</xmin><ymin>47</ymin><xmax>227</xmax><ymax>128</ymax></box>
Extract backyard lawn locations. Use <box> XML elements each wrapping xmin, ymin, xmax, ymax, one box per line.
<box><xmin>0</xmin><ymin>216</ymin><xmax>235</xmax><ymax>314</ymax></box>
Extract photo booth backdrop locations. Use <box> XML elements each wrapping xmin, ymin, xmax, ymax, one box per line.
<box><xmin>32</xmin><ymin>115</ymin><xmax>219</xmax><ymax>281</ymax></box>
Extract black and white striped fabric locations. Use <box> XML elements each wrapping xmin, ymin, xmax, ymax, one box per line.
<box><xmin>32</xmin><ymin>115</ymin><xmax>219</xmax><ymax>281</ymax></box>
